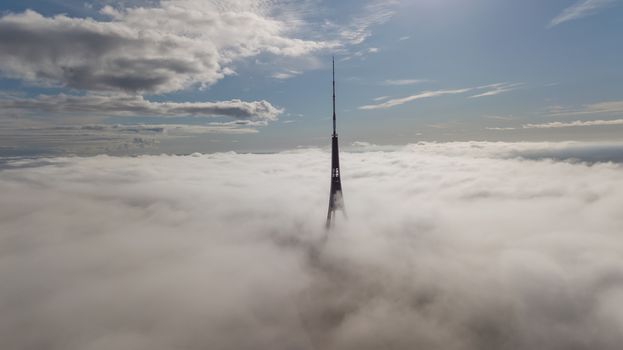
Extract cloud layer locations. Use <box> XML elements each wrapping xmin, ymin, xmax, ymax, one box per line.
<box><xmin>1</xmin><ymin>142</ymin><xmax>623</xmax><ymax>349</ymax></box>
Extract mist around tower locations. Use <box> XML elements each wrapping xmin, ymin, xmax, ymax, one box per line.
<box><xmin>2</xmin><ymin>142</ymin><xmax>623</xmax><ymax>350</ymax></box>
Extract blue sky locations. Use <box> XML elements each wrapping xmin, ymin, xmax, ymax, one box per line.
<box><xmin>1</xmin><ymin>0</ymin><xmax>622</xmax><ymax>155</ymax></box>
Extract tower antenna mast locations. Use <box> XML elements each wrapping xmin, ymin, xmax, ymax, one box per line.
<box><xmin>326</xmin><ymin>56</ymin><xmax>346</xmax><ymax>229</ymax></box>
<box><xmin>332</xmin><ymin>56</ymin><xmax>336</xmax><ymax>135</ymax></box>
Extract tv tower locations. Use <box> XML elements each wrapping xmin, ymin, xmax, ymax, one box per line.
<box><xmin>326</xmin><ymin>57</ymin><xmax>346</xmax><ymax>229</ymax></box>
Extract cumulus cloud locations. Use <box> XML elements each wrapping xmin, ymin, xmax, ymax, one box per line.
<box><xmin>548</xmin><ymin>0</ymin><xmax>616</xmax><ymax>27</ymax></box>
<box><xmin>1</xmin><ymin>142</ymin><xmax>623</xmax><ymax>349</ymax></box>
<box><xmin>0</xmin><ymin>93</ymin><xmax>282</xmax><ymax>122</ymax></box>
<box><xmin>0</xmin><ymin>0</ymin><xmax>397</xmax><ymax>137</ymax></box>
<box><xmin>0</xmin><ymin>0</ymin><xmax>398</xmax><ymax>94</ymax></box>
<box><xmin>0</xmin><ymin>1</ymin><xmax>330</xmax><ymax>94</ymax></box>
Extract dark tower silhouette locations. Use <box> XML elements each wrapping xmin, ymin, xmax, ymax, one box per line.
<box><xmin>326</xmin><ymin>57</ymin><xmax>345</xmax><ymax>229</ymax></box>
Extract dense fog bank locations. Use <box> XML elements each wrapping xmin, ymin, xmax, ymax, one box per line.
<box><xmin>1</xmin><ymin>142</ymin><xmax>622</xmax><ymax>350</ymax></box>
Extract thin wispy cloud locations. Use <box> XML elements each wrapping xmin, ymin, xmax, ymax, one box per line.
<box><xmin>488</xmin><ymin>118</ymin><xmax>623</xmax><ymax>130</ymax></box>
<box><xmin>341</xmin><ymin>47</ymin><xmax>382</xmax><ymax>61</ymax></box>
<box><xmin>334</xmin><ymin>0</ymin><xmax>397</xmax><ymax>45</ymax></box>
<box><xmin>382</xmin><ymin>79</ymin><xmax>429</xmax><ymax>86</ymax></box>
<box><xmin>524</xmin><ymin>119</ymin><xmax>623</xmax><ymax>129</ymax></box>
<box><xmin>546</xmin><ymin>100</ymin><xmax>623</xmax><ymax>116</ymax></box>
<box><xmin>548</xmin><ymin>0</ymin><xmax>616</xmax><ymax>27</ymax></box>
<box><xmin>47</xmin><ymin>124</ymin><xmax>259</xmax><ymax>135</ymax></box>
<box><xmin>359</xmin><ymin>88</ymin><xmax>471</xmax><ymax>110</ymax></box>
<box><xmin>272</xmin><ymin>70</ymin><xmax>302</xmax><ymax>80</ymax></box>
<box><xmin>486</xmin><ymin>126</ymin><xmax>517</xmax><ymax>131</ymax></box>
<box><xmin>360</xmin><ymin>82</ymin><xmax>520</xmax><ymax>110</ymax></box>
<box><xmin>0</xmin><ymin>123</ymin><xmax>258</xmax><ymax>155</ymax></box>
<box><xmin>483</xmin><ymin>115</ymin><xmax>515</xmax><ymax>121</ymax></box>
<box><xmin>0</xmin><ymin>93</ymin><xmax>282</xmax><ymax>123</ymax></box>
<box><xmin>470</xmin><ymin>82</ymin><xmax>523</xmax><ymax>98</ymax></box>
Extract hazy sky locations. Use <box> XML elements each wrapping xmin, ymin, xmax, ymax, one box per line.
<box><xmin>1</xmin><ymin>0</ymin><xmax>623</xmax><ymax>155</ymax></box>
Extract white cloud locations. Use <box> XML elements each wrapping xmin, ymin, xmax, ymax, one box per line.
<box><xmin>524</xmin><ymin>119</ymin><xmax>623</xmax><ymax>129</ymax></box>
<box><xmin>0</xmin><ymin>2</ymin><xmax>331</xmax><ymax>93</ymax></box>
<box><xmin>52</xmin><ymin>123</ymin><xmax>259</xmax><ymax>135</ymax></box>
<box><xmin>337</xmin><ymin>1</ymin><xmax>397</xmax><ymax>45</ymax></box>
<box><xmin>272</xmin><ymin>70</ymin><xmax>302</xmax><ymax>80</ymax></box>
<box><xmin>486</xmin><ymin>126</ymin><xmax>517</xmax><ymax>131</ymax></box>
<box><xmin>382</xmin><ymin>79</ymin><xmax>429</xmax><ymax>86</ymax></box>
<box><xmin>0</xmin><ymin>93</ymin><xmax>282</xmax><ymax>122</ymax></box>
<box><xmin>488</xmin><ymin>118</ymin><xmax>623</xmax><ymax>130</ymax></box>
<box><xmin>343</xmin><ymin>46</ymin><xmax>382</xmax><ymax>61</ymax></box>
<box><xmin>1</xmin><ymin>142</ymin><xmax>623</xmax><ymax>349</ymax></box>
<box><xmin>547</xmin><ymin>100</ymin><xmax>623</xmax><ymax>117</ymax></box>
<box><xmin>548</xmin><ymin>0</ymin><xmax>616</xmax><ymax>27</ymax></box>
<box><xmin>360</xmin><ymin>82</ymin><xmax>521</xmax><ymax>110</ymax></box>
<box><xmin>469</xmin><ymin>82</ymin><xmax>522</xmax><ymax>98</ymax></box>
<box><xmin>0</xmin><ymin>0</ymin><xmax>397</xmax><ymax>135</ymax></box>
<box><xmin>359</xmin><ymin>88</ymin><xmax>471</xmax><ymax>110</ymax></box>
<box><xmin>483</xmin><ymin>115</ymin><xmax>514</xmax><ymax>121</ymax></box>
<box><xmin>0</xmin><ymin>91</ymin><xmax>279</xmax><ymax>153</ymax></box>
<box><xmin>0</xmin><ymin>122</ymin><xmax>258</xmax><ymax>156</ymax></box>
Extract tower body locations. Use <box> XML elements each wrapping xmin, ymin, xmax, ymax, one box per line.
<box><xmin>326</xmin><ymin>58</ymin><xmax>345</xmax><ymax>228</ymax></box>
